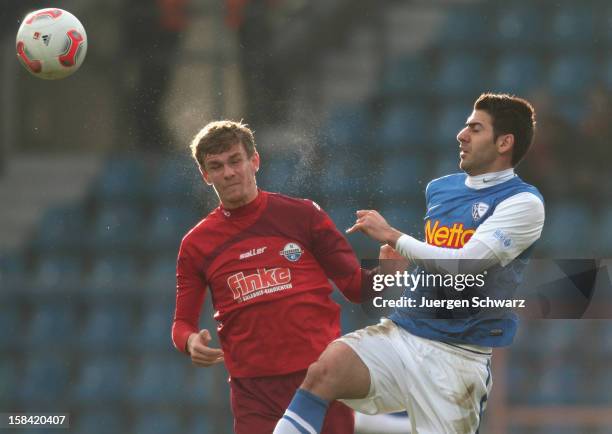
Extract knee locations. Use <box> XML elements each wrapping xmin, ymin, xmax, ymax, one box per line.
<box><xmin>303</xmin><ymin>359</ymin><xmax>336</xmax><ymax>395</ymax></box>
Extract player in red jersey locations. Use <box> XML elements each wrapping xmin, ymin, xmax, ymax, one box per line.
<box><xmin>171</xmin><ymin>120</ymin><xmax>376</xmax><ymax>434</ymax></box>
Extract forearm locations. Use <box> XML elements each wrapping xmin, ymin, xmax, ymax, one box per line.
<box><xmin>394</xmin><ymin>234</ymin><xmax>499</xmax><ymax>274</ymax></box>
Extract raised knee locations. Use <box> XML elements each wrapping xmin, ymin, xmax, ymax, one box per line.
<box><xmin>303</xmin><ymin>360</ymin><xmax>333</xmax><ymax>392</ymax></box>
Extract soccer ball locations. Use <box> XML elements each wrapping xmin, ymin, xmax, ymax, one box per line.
<box><xmin>16</xmin><ymin>8</ymin><xmax>87</xmax><ymax>80</ymax></box>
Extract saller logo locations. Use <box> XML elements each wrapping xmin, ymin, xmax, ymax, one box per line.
<box><xmin>227</xmin><ymin>268</ymin><xmax>292</xmax><ymax>300</ymax></box>
<box><xmin>425</xmin><ymin>220</ymin><xmax>475</xmax><ymax>248</ymax></box>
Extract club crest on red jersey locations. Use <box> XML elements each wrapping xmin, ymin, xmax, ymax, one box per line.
<box><xmin>280</xmin><ymin>242</ymin><xmax>302</xmax><ymax>262</ymax></box>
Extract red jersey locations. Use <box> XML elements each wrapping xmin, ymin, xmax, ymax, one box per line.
<box><xmin>172</xmin><ymin>190</ymin><xmax>363</xmax><ymax>377</ymax></box>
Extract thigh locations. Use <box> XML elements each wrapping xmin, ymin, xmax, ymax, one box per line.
<box><xmin>337</xmin><ymin>319</ymin><xmax>408</xmax><ymax>415</ymax></box>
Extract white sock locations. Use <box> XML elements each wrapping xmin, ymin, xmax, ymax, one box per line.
<box><xmin>354</xmin><ymin>413</ymin><xmax>412</xmax><ymax>434</ymax></box>
<box><xmin>273</xmin><ymin>416</ymin><xmax>310</xmax><ymax>434</ymax></box>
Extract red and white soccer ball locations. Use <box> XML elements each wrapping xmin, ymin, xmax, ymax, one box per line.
<box><xmin>16</xmin><ymin>8</ymin><xmax>87</xmax><ymax>80</ymax></box>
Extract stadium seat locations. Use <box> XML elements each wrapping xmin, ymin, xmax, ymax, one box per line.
<box><xmin>31</xmin><ymin>203</ymin><xmax>87</xmax><ymax>252</ymax></box>
<box><xmin>187</xmin><ymin>370</ymin><xmax>217</xmax><ymax>405</ymax></box>
<box><xmin>594</xmin><ymin>367</ymin><xmax>612</xmax><ymax>404</ymax></box>
<box><xmin>78</xmin><ymin>303</ymin><xmax>132</xmax><ymax>351</ymax></box>
<box><xmin>434</xmin><ymin>53</ymin><xmax>487</xmax><ymax>97</ymax></box>
<box><xmin>319</xmin><ymin>158</ymin><xmax>370</xmax><ymax>197</ymax></box>
<box><xmin>86</xmin><ymin>255</ymin><xmax>140</xmax><ymax>293</ymax></box>
<box><xmin>90</xmin><ymin>205</ymin><xmax>144</xmax><ymax>252</ymax></box>
<box><xmin>31</xmin><ymin>254</ymin><xmax>82</xmax><ymax>292</ymax></box>
<box><xmin>185</xmin><ymin>413</ymin><xmax>217</xmax><ymax>434</ymax></box>
<box><xmin>72</xmin><ymin>410</ymin><xmax>124</xmax><ymax>434</ymax></box>
<box><xmin>604</xmin><ymin>56</ymin><xmax>612</xmax><ymax>91</ymax></box>
<box><xmin>322</xmin><ymin>104</ymin><xmax>370</xmax><ymax>147</ymax></box>
<box><xmin>432</xmin><ymin>103</ymin><xmax>470</xmax><ymax>150</ymax></box>
<box><xmin>26</xmin><ymin>303</ymin><xmax>77</xmax><ymax>348</ymax></box>
<box><xmin>532</xmin><ymin>358</ymin><xmax>581</xmax><ymax>404</ymax></box>
<box><xmin>379</xmin><ymin>204</ymin><xmax>425</xmax><ymax>239</ymax></box>
<box><xmin>379</xmin><ymin>56</ymin><xmax>430</xmax><ymax>96</ymax></box>
<box><xmin>147</xmin><ymin>205</ymin><xmax>199</xmax><ymax>249</ymax></box>
<box><xmin>493</xmin><ymin>53</ymin><xmax>544</xmax><ymax>95</ymax></box>
<box><xmin>73</xmin><ymin>357</ymin><xmax>128</xmax><ymax>403</ymax></box>
<box><xmin>0</xmin><ymin>252</ymin><xmax>25</xmax><ymax>292</ymax></box>
<box><xmin>432</xmin><ymin>154</ymin><xmax>460</xmax><ymax>179</ymax></box>
<box><xmin>150</xmin><ymin>156</ymin><xmax>202</xmax><ymax>202</ymax></box>
<box><xmin>548</xmin><ymin>54</ymin><xmax>596</xmax><ymax>97</ymax></box>
<box><xmin>435</xmin><ymin>5</ymin><xmax>490</xmax><ymax>47</ymax></box>
<box><xmin>91</xmin><ymin>157</ymin><xmax>148</xmax><ymax>203</ymax></box>
<box><xmin>142</xmin><ymin>255</ymin><xmax>178</xmax><ymax>294</ymax></box>
<box><xmin>18</xmin><ymin>356</ymin><xmax>71</xmax><ymax>404</ymax></box>
<box><xmin>378</xmin><ymin>104</ymin><xmax>430</xmax><ymax>149</ymax></box>
<box><xmin>258</xmin><ymin>154</ymin><xmax>300</xmax><ymax>195</ymax></box>
<box><xmin>538</xmin><ymin>320</ymin><xmax>582</xmax><ymax>354</ymax></box>
<box><xmin>0</xmin><ymin>357</ymin><xmax>18</xmax><ymax>405</ymax></box>
<box><xmin>0</xmin><ymin>305</ymin><xmax>21</xmax><ymax>350</ymax></box>
<box><xmin>132</xmin><ymin>411</ymin><xmax>182</xmax><ymax>434</ymax></box>
<box><xmin>540</xmin><ymin>203</ymin><xmax>593</xmax><ymax>254</ymax></box>
<box><xmin>548</xmin><ymin>4</ymin><xmax>596</xmax><ymax>48</ymax></box>
<box><xmin>378</xmin><ymin>155</ymin><xmax>428</xmax><ymax>199</ymax></box>
<box><xmin>493</xmin><ymin>3</ymin><xmax>545</xmax><ymax>47</ymax></box>
<box><xmin>132</xmin><ymin>302</ymin><xmax>174</xmax><ymax>352</ymax></box>
<box><xmin>128</xmin><ymin>357</ymin><xmax>188</xmax><ymax>405</ymax></box>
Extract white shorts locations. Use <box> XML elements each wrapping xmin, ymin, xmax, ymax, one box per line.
<box><xmin>337</xmin><ymin>318</ymin><xmax>492</xmax><ymax>434</ymax></box>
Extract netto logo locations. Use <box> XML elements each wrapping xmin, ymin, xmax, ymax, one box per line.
<box><xmin>425</xmin><ymin>220</ymin><xmax>475</xmax><ymax>248</ymax></box>
<box><xmin>280</xmin><ymin>242</ymin><xmax>303</xmax><ymax>262</ymax></box>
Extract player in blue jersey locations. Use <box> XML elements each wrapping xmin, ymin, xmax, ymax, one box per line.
<box><xmin>273</xmin><ymin>93</ymin><xmax>545</xmax><ymax>434</ymax></box>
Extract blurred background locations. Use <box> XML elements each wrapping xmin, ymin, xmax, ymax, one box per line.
<box><xmin>1</xmin><ymin>0</ymin><xmax>612</xmax><ymax>433</ymax></box>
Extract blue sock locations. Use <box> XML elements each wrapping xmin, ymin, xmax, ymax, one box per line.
<box><xmin>274</xmin><ymin>388</ymin><xmax>329</xmax><ymax>434</ymax></box>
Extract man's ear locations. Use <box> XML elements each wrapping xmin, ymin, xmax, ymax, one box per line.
<box><xmin>497</xmin><ymin>133</ymin><xmax>514</xmax><ymax>156</ymax></box>
<box><xmin>199</xmin><ymin>165</ymin><xmax>213</xmax><ymax>186</ymax></box>
<box><xmin>252</xmin><ymin>151</ymin><xmax>260</xmax><ymax>173</ymax></box>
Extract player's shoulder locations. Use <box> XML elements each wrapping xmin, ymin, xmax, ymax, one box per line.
<box><xmin>180</xmin><ymin>208</ymin><xmax>221</xmax><ymax>245</ymax></box>
<box><xmin>426</xmin><ymin>172</ymin><xmax>466</xmax><ymax>195</ymax></box>
<box><xmin>509</xmin><ymin>176</ymin><xmax>544</xmax><ymax>204</ymax></box>
<box><xmin>266</xmin><ymin>191</ymin><xmax>323</xmax><ymax>213</ymax></box>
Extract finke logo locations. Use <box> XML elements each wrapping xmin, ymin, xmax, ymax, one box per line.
<box><xmin>227</xmin><ymin>267</ymin><xmax>292</xmax><ymax>300</ymax></box>
<box><xmin>280</xmin><ymin>242</ymin><xmax>302</xmax><ymax>262</ymax></box>
<box><xmin>239</xmin><ymin>246</ymin><xmax>267</xmax><ymax>260</ymax></box>
<box><xmin>472</xmin><ymin>202</ymin><xmax>489</xmax><ymax>222</ymax></box>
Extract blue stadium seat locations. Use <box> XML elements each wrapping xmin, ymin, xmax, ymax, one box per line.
<box><xmin>532</xmin><ymin>359</ymin><xmax>581</xmax><ymax>404</ymax></box>
<box><xmin>128</xmin><ymin>358</ymin><xmax>188</xmax><ymax>405</ymax></box>
<box><xmin>148</xmin><ymin>205</ymin><xmax>199</xmax><ymax>249</ymax></box>
<box><xmin>595</xmin><ymin>367</ymin><xmax>612</xmax><ymax>404</ymax></box>
<box><xmin>132</xmin><ymin>411</ymin><xmax>182</xmax><ymax>434</ymax></box>
<box><xmin>379</xmin><ymin>56</ymin><xmax>430</xmax><ymax>96</ymax></box>
<box><xmin>32</xmin><ymin>204</ymin><xmax>87</xmax><ymax>252</ymax></box>
<box><xmin>185</xmin><ymin>413</ymin><xmax>217</xmax><ymax>434</ymax></box>
<box><xmin>90</xmin><ymin>205</ymin><xmax>143</xmax><ymax>251</ymax></box>
<box><xmin>132</xmin><ymin>303</ymin><xmax>174</xmax><ymax>352</ymax></box>
<box><xmin>435</xmin><ymin>6</ymin><xmax>490</xmax><ymax>47</ymax></box>
<box><xmin>26</xmin><ymin>303</ymin><xmax>76</xmax><ymax>348</ymax></box>
<box><xmin>258</xmin><ymin>154</ymin><xmax>300</xmax><ymax>194</ymax></box>
<box><xmin>18</xmin><ymin>356</ymin><xmax>70</xmax><ymax>403</ymax></box>
<box><xmin>187</xmin><ymin>370</ymin><xmax>216</xmax><ymax>405</ymax></box>
<box><xmin>31</xmin><ymin>254</ymin><xmax>82</xmax><ymax>292</ymax></box>
<box><xmin>326</xmin><ymin>205</ymin><xmax>358</xmax><ymax>235</ymax></box>
<box><xmin>379</xmin><ymin>104</ymin><xmax>430</xmax><ymax>149</ymax></box>
<box><xmin>322</xmin><ymin>104</ymin><xmax>370</xmax><ymax>147</ymax></box>
<box><xmin>493</xmin><ymin>3</ymin><xmax>545</xmax><ymax>47</ymax></box>
<box><xmin>493</xmin><ymin>53</ymin><xmax>544</xmax><ymax>95</ymax></box>
<box><xmin>86</xmin><ymin>255</ymin><xmax>140</xmax><ymax>293</ymax></box>
<box><xmin>540</xmin><ymin>203</ymin><xmax>593</xmax><ymax>254</ymax></box>
<box><xmin>549</xmin><ymin>55</ymin><xmax>596</xmax><ymax>97</ymax></box>
<box><xmin>0</xmin><ymin>252</ymin><xmax>25</xmax><ymax>292</ymax></box>
<box><xmin>150</xmin><ymin>156</ymin><xmax>203</xmax><ymax>202</ymax></box>
<box><xmin>432</xmin><ymin>103</ymin><xmax>470</xmax><ymax>150</ymax></box>
<box><xmin>432</xmin><ymin>154</ymin><xmax>460</xmax><ymax>179</ymax></box>
<box><xmin>538</xmin><ymin>320</ymin><xmax>582</xmax><ymax>354</ymax></box>
<box><xmin>548</xmin><ymin>4</ymin><xmax>596</xmax><ymax>48</ymax></box>
<box><xmin>0</xmin><ymin>305</ymin><xmax>20</xmax><ymax>350</ymax></box>
<box><xmin>73</xmin><ymin>357</ymin><xmax>128</xmax><ymax>403</ymax></box>
<box><xmin>142</xmin><ymin>255</ymin><xmax>177</xmax><ymax>294</ymax></box>
<box><xmin>379</xmin><ymin>204</ymin><xmax>425</xmax><ymax>238</ymax></box>
<box><xmin>79</xmin><ymin>304</ymin><xmax>132</xmax><ymax>351</ymax></box>
<box><xmin>92</xmin><ymin>157</ymin><xmax>148</xmax><ymax>202</ymax></box>
<box><xmin>435</xmin><ymin>54</ymin><xmax>487</xmax><ymax>97</ymax></box>
<box><xmin>0</xmin><ymin>357</ymin><xmax>18</xmax><ymax>405</ymax></box>
<box><xmin>319</xmin><ymin>158</ymin><xmax>370</xmax><ymax>197</ymax></box>
<box><xmin>378</xmin><ymin>155</ymin><xmax>428</xmax><ymax>199</ymax></box>
<box><xmin>604</xmin><ymin>56</ymin><xmax>612</xmax><ymax>91</ymax></box>
<box><xmin>73</xmin><ymin>410</ymin><xmax>124</xmax><ymax>434</ymax></box>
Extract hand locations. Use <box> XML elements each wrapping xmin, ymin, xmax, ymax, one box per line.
<box><xmin>187</xmin><ymin>329</ymin><xmax>224</xmax><ymax>367</ymax></box>
<box><xmin>346</xmin><ymin>210</ymin><xmax>403</xmax><ymax>245</ymax></box>
<box><xmin>379</xmin><ymin>244</ymin><xmax>410</xmax><ymax>274</ymax></box>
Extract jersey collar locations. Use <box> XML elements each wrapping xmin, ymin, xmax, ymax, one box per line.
<box><xmin>219</xmin><ymin>189</ymin><xmax>267</xmax><ymax>218</ymax></box>
<box><xmin>465</xmin><ymin>168</ymin><xmax>515</xmax><ymax>190</ymax></box>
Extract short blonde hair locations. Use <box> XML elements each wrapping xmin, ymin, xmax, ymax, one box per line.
<box><xmin>190</xmin><ymin>120</ymin><xmax>256</xmax><ymax>170</ymax></box>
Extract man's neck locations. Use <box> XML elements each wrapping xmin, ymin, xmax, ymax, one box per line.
<box><xmin>465</xmin><ymin>168</ymin><xmax>515</xmax><ymax>189</ymax></box>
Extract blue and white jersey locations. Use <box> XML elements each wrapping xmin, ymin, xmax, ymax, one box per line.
<box><xmin>390</xmin><ymin>171</ymin><xmax>544</xmax><ymax>347</ymax></box>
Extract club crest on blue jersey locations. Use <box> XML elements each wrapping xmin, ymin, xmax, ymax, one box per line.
<box><xmin>472</xmin><ymin>202</ymin><xmax>490</xmax><ymax>222</ymax></box>
<box><xmin>280</xmin><ymin>242</ymin><xmax>303</xmax><ymax>262</ymax></box>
